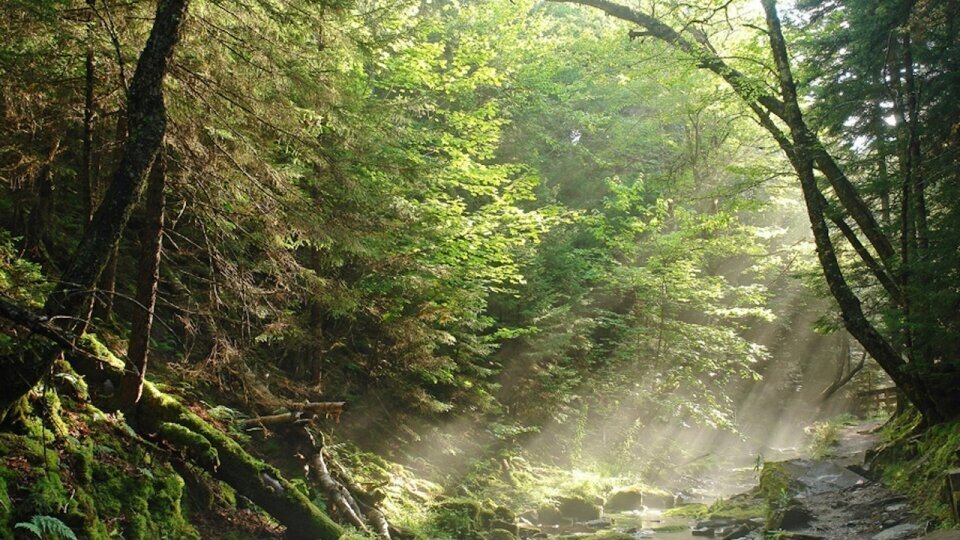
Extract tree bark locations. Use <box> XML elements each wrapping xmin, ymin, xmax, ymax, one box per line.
<box><xmin>119</xmin><ymin>153</ymin><xmax>166</xmax><ymax>408</ymax></box>
<box><xmin>0</xmin><ymin>0</ymin><xmax>190</xmax><ymax>422</ymax></box>
<box><xmin>81</xmin><ymin>0</ymin><xmax>97</xmax><ymax>225</ymax></box>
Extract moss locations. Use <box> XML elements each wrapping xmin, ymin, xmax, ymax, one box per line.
<box><xmin>708</xmin><ymin>491</ymin><xmax>766</xmax><ymax>522</ymax></box>
<box><xmin>138</xmin><ymin>382</ymin><xmax>342</xmax><ymax>539</ymax></box>
<box><xmin>663</xmin><ymin>502</ymin><xmax>708</xmax><ymax>518</ymax></box>
<box><xmin>486</xmin><ymin>528</ymin><xmax>517</xmax><ymax>540</ymax></box>
<box><xmin>156</xmin><ymin>422</ymin><xmax>220</xmax><ymax>469</ymax></box>
<box><xmin>78</xmin><ymin>334</ymin><xmax>125</xmax><ymax>370</ymax></box>
<box><xmin>429</xmin><ymin>498</ymin><xmax>484</xmax><ymax>538</ymax></box>
<box><xmin>652</xmin><ymin>524</ymin><xmax>688</xmax><ymax>532</ymax></box>
<box><xmin>0</xmin><ymin>472</ymin><xmax>13</xmax><ymax>540</ymax></box>
<box><xmin>874</xmin><ymin>413</ymin><xmax>960</xmax><ymax>524</ymax></box>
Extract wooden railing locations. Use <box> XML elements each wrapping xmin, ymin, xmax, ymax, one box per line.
<box><xmin>857</xmin><ymin>386</ymin><xmax>898</xmax><ymax>411</ymax></box>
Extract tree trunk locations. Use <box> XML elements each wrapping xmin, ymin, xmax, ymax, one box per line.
<box><xmin>0</xmin><ymin>0</ymin><xmax>190</xmax><ymax>423</ymax></box>
<box><xmin>23</xmin><ymin>139</ymin><xmax>61</xmax><ymax>260</ymax></box>
<box><xmin>119</xmin><ymin>153</ymin><xmax>166</xmax><ymax>409</ymax></box>
<box><xmin>137</xmin><ymin>383</ymin><xmax>344</xmax><ymax>540</ymax></box>
<box><xmin>759</xmin><ymin>0</ymin><xmax>952</xmax><ymax>423</ymax></box>
<box><xmin>81</xmin><ymin>0</ymin><xmax>97</xmax><ymax>225</ymax></box>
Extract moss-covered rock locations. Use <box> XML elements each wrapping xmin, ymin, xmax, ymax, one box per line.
<box><xmin>557</xmin><ymin>495</ymin><xmax>602</xmax><ymax>521</ymax></box>
<box><xmin>486</xmin><ymin>528</ymin><xmax>518</xmax><ymax>540</ymax></box>
<box><xmin>605</xmin><ymin>486</ymin><xmax>644</xmax><ymax>512</ymax></box>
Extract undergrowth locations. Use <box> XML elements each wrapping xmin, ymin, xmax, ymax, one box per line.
<box><xmin>874</xmin><ymin>411</ymin><xmax>960</xmax><ymax>527</ymax></box>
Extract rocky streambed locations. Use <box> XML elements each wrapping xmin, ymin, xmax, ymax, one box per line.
<box><xmin>466</xmin><ymin>423</ymin><xmax>955</xmax><ymax>540</ymax></box>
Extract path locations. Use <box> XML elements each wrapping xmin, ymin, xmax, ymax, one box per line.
<box><xmin>770</xmin><ymin>420</ymin><xmax>933</xmax><ymax>540</ymax></box>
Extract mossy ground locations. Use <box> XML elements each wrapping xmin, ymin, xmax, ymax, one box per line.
<box><xmin>0</xmin><ymin>388</ymin><xmax>282</xmax><ymax>539</ymax></box>
<box><xmin>0</xmin><ymin>410</ymin><xmax>196</xmax><ymax>539</ymax></box>
<box><xmin>874</xmin><ymin>412</ymin><xmax>960</xmax><ymax>526</ymax></box>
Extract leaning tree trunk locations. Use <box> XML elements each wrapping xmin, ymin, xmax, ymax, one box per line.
<box><xmin>549</xmin><ymin>0</ymin><xmax>960</xmax><ymax>423</ymax></box>
<box><xmin>0</xmin><ymin>0</ymin><xmax>190</xmax><ymax>423</ymax></box>
<box><xmin>119</xmin><ymin>153</ymin><xmax>166</xmax><ymax>409</ymax></box>
<box><xmin>759</xmin><ymin>0</ymin><xmax>946</xmax><ymax>424</ymax></box>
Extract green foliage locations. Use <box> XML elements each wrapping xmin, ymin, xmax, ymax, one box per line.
<box><xmin>14</xmin><ymin>515</ymin><xmax>77</xmax><ymax>540</ymax></box>
<box><xmin>875</xmin><ymin>412</ymin><xmax>960</xmax><ymax>523</ymax></box>
<box><xmin>806</xmin><ymin>414</ymin><xmax>858</xmax><ymax>460</ymax></box>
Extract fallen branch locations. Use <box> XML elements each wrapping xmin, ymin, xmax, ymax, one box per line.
<box><xmin>242</xmin><ymin>401</ymin><xmax>345</xmax><ymax>429</ymax></box>
<box><xmin>311</xmin><ymin>448</ymin><xmax>370</xmax><ymax>532</ymax></box>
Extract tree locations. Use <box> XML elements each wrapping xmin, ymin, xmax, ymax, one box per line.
<box><xmin>548</xmin><ymin>0</ymin><xmax>960</xmax><ymax>423</ymax></box>
<box><xmin>0</xmin><ymin>0</ymin><xmax>189</xmax><ymax>423</ymax></box>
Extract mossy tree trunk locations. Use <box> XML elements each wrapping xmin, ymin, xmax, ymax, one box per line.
<box><xmin>137</xmin><ymin>383</ymin><xmax>344</xmax><ymax>540</ymax></box>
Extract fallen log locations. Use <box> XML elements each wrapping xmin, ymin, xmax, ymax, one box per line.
<box><xmin>243</xmin><ymin>401</ymin><xmax>346</xmax><ymax>429</ymax></box>
<box><xmin>138</xmin><ymin>383</ymin><xmax>343</xmax><ymax>540</ymax></box>
<box><xmin>1</xmin><ymin>295</ymin><xmax>344</xmax><ymax>539</ymax></box>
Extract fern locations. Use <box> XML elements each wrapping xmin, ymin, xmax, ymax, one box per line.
<box><xmin>14</xmin><ymin>515</ymin><xmax>77</xmax><ymax>540</ymax></box>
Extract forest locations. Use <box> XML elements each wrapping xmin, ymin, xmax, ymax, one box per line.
<box><xmin>1</xmin><ymin>0</ymin><xmax>959</xmax><ymax>538</ymax></box>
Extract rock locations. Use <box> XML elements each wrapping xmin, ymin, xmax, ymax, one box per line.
<box><xmin>721</xmin><ymin>525</ymin><xmax>751</xmax><ymax>540</ymax></box>
<box><xmin>536</xmin><ymin>505</ymin><xmax>563</xmax><ymax>525</ymax></box>
<box><xmin>517</xmin><ymin>522</ymin><xmax>540</xmax><ymax>539</ymax></box>
<box><xmin>557</xmin><ymin>496</ymin><xmax>602</xmax><ymax>522</ymax></box>
<box><xmin>779</xmin><ymin>459</ymin><xmax>871</xmax><ymax>495</ymax></box>
<box><xmin>491</xmin><ymin>519</ymin><xmax>518</xmax><ymax>535</ymax></box>
<box><xmin>582</xmin><ymin>518</ymin><xmax>611</xmax><ymax>528</ymax></box>
<box><xmin>922</xmin><ymin>532</ymin><xmax>960</xmax><ymax>540</ymax></box>
<box><xmin>487</xmin><ymin>528</ymin><xmax>518</xmax><ymax>540</ymax></box>
<box><xmin>606</xmin><ymin>485</ymin><xmax>675</xmax><ymax>511</ymax></box>
<box><xmin>494</xmin><ymin>506</ymin><xmax>517</xmax><ymax>522</ymax></box>
<box><xmin>779</xmin><ymin>504</ymin><xmax>814</xmax><ymax>529</ymax></box>
<box><xmin>872</xmin><ymin>523</ymin><xmax>924</xmax><ymax>540</ymax></box>
<box><xmin>605</xmin><ymin>487</ymin><xmax>645</xmax><ymax>511</ymax></box>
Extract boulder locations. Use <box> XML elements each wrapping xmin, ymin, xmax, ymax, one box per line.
<box><xmin>779</xmin><ymin>504</ymin><xmax>814</xmax><ymax>529</ymax></box>
<box><xmin>872</xmin><ymin>523</ymin><xmax>924</xmax><ymax>540</ymax></box>
<box><xmin>487</xmin><ymin>529</ymin><xmax>518</xmax><ymax>540</ymax></box>
<box><xmin>557</xmin><ymin>496</ymin><xmax>602</xmax><ymax>522</ymax></box>
<box><xmin>536</xmin><ymin>505</ymin><xmax>563</xmax><ymax>525</ymax></box>
<box><xmin>606</xmin><ymin>485</ymin><xmax>675</xmax><ymax>512</ymax></box>
<box><xmin>605</xmin><ymin>487</ymin><xmax>644</xmax><ymax>512</ymax></box>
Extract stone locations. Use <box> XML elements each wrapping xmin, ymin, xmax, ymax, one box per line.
<box><xmin>487</xmin><ymin>529</ymin><xmax>518</xmax><ymax>540</ymax></box>
<box><xmin>556</xmin><ymin>496</ymin><xmax>602</xmax><ymax>522</ymax></box>
<box><xmin>921</xmin><ymin>532</ymin><xmax>960</xmax><ymax>540</ymax></box>
<box><xmin>536</xmin><ymin>506</ymin><xmax>563</xmax><ymax>525</ymax></box>
<box><xmin>516</xmin><ymin>523</ymin><xmax>540</xmax><ymax>539</ymax></box>
<box><xmin>491</xmin><ymin>519</ymin><xmax>518</xmax><ymax>535</ymax></box>
<box><xmin>605</xmin><ymin>488</ymin><xmax>645</xmax><ymax>512</ymax></box>
<box><xmin>721</xmin><ymin>525</ymin><xmax>752</xmax><ymax>540</ymax></box>
<box><xmin>872</xmin><ymin>523</ymin><xmax>925</xmax><ymax>540</ymax></box>
<box><xmin>779</xmin><ymin>504</ymin><xmax>814</xmax><ymax>529</ymax></box>
<box><xmin>582</xmin><ymin>518</ymin><xmax>611</xmax><ymax>528</ymax></box>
